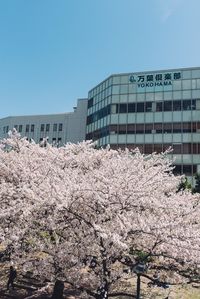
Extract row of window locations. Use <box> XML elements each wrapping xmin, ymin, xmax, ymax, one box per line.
<box><xmin>87</xmin><ymin>99</ymin><xmax>198</xmax><ymax>125</ymax></box>
<box><xmin>40</xmin><ymin>123</ymin><xmax>63</xmax><ymax>132</ymax></box>
<box><xmin>110</xmin><ymin>122</ymin><xmax>200</xmax><ymax>135</ymax></box>
<box><xmin>2</xmin><ymin>123</ymin><xmax>63</xmax><ymax>134</ymax></box>
<box><xmin>39</xmin><ymin>137</ymin><xmax>62</xmax><ymax>143</ymax></box>
<box><xmin>86</xmin><ymin>122</ymin><xmax>200</xmax><ymax>140</ymax></box>
<box><xmin>109</xmin><ymin>142</ymin><xmax>200</xmax><ymax>156</ymax></box>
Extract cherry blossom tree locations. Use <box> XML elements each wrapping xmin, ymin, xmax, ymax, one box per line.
<box><xmin>0</xmin><ymin>130</ymin><xmax>200</xmax><ymax>298</ymax></box>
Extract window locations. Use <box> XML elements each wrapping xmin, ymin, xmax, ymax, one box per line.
<box><xmin>18</xmin><ymin>125</ymin><xmax>22</xmax><ymax>132</ymax></box>
<box><xmin>111</xmin><ymin>104</ymin><xmax>118</xmax><ymax>114</ymax></box>
<box><xmin>163</xmin><ymin>123</ymin><xmax>172</xmax><ymax>133</ymax></box>
<box><xmin>31</xmin><ymin>124</ymin><xmax>34</xmax><ymax>132</ymax></box>
<box><xmin>128</xmin><ymin>103</ymin><xmax>135</xmax><ymax>113</ymax></box>
<box><xmin>192</xmin><ymin>99</ymin><xmax>196</xmax><ymax>110</ymax></box>
<box><xmin>127</xmin><ymin>124</ymin><xmax>135</xmax><ymax>134</ymax></box>
<box><xmin>136</xmin><ymin>124</ymin><xmax>144</xmax><ymax>134</ymax></box>
<box><xmin>164</xmin><ymin>101</ymin><xmax>172</xmax><ymax>111</ymax></box>
<box><xmin>172</xmin><ymin>144</ymin><xmax>182</xmax><ymax>154</ymax></box>
<box><xmin>154</xmin><ymin>144</ymin><xmax>163</xmax><ymax>153</ymax></box>
<box><xmin>58</xmin><ymin>123</ymin><xmax>63</xmax><ymax>131</ymax></box>
<box><xmin>154</xmin><ymin>123</ymin><xmax>163</xmax><ymax>133</ymax></box>
<box><xmin>183</xmin><ymin>165</ymin><xmax>192</xmax><ymax>175</ymax></box>
<box><xmin>136</xmin><ymin>103</ymin><xmax>144</xmax><ymax>112</ymax></box>
<box><xmin>173</xmin><ymin>123</ymin><xmax>181</xmax><ymax>133</ymax></box>
<box><xmin>53</xmin><ymin>123</ymin><xmax>57</xmax><ymax>131</ymax></box>
<box><xmin>144</xmin><ymin>144</ymin><xmax>153</xmax><ymax>154</ymax></box>
<box><xmin>3</xmin><ymin>126</ymin><xmax>8</xmax><ymax>134</ymax></box>
<box><xmin>145</xmin><ymin>124</ymin><xmax>153</xmax><ymax>134</ymax></box>
<box><xmin>183</xmin><ymin>100</ymin><xmax>192</xmax><ymax>110</ymax></box>
<box><xmin>26</xmin><ymin>125</ymin><xmax>29</xmax><ymax>132</ymax></box>
<box><xmin>118</xmin><ymin>125</ymin><xmax>126</xmax><ymax>134</ymax></box>
<box><xmin>52</xmin><ymin>137</ymin><xmax>56</xmax><ymax>144</ymax></box>
<box><xmin>109</xmin><ymin>125</ymin><xmax>117</xmax><ymax>134</ymax></box>
<box><xmin>156</xmin><ymin>102</ymin><xmax>163</xmax><ymax>112</ymax></box>
<box><xmin>119</xmin><ymin>104</ymin><xmax>127</xmax><ymax>113</ymax></box>
<box><xmin>14</xmin><ymin>125</ymin><xmax>18</xmax><ymax>130</ymax></box>
<box><xmin>173</xmin><ymin>165</ymin><xmax>182</xmax><ymax>175</ymax></box>
<box><xmin>88</xmin><ymin>97</ymin><xmax>94</xmax><ymax>108</ymax></box>
<box><xmin>46</xmin><ymin>124</ymin><xmax>50</xmax><ymax>132</ymax></box>
<box><xmin>173</xmin><ymin>100</ymin><xmax>181</xmax><ymax>111</ymax></box>
<box><xmin>182</xmin><ymin>123</ymin><xmax>191</xmax><ymax>133</ymax></box>
<box><xmin>145</xmin><ymin>102</ymin><xmax>152</xmax><ymax>112</ymax></box>
<box><xmin>41</xmin><ymin>124</ymin><xmax>45</xmax><ymax>132</ymax></box>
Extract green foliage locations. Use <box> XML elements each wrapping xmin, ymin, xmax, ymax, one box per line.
<box><xmin>193</xmin><ymin>173</ymin><xmax>200</xmax><ymax>193</ymax></box>
<box><xmin>129</xmin><ymin>248</ymin><xmax>153</xmax><ymax>263</ymax></box>
<box><xmin>177</xmin><ymin>177</ymin><xmax>192</xmax><ymax>192</ymax></box>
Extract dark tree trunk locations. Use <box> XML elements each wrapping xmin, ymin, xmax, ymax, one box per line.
<box><xmin>51</xmin><ymin>280</ymin><xmax>64</xmax><ymax>299</ymax></box>
<box><xmin>136</xmin><ymin>274</ymin><xmax>141</xmax><ymax>299</ymax></box>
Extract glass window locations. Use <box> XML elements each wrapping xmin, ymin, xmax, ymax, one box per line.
<box><xmin>26</xmin><ymin>125</ymin><xmax>29</xmax><ymax>132</ymax></box>
<box><xmin>183</xmin><ymin>100</ymin><xmax>192</xmax><ymax>110</ymax></box>
<box><xmin>88</xmin><ymin>98</ymin><xmax>93</xmax><ymax>108</ymax></box>
<box><xmin>59</xmin><ymin>123</ymin><xmax>63</xmax><ymax>131</ymax></box>
<box><xmin>128</xmin><ymin>103</ymin><xmax>135</xmax><ymax>113</ymax></box>
<box><xmin>109</xmin><ymin>125</ymin><xmax>117</xmax><ymax>134</ymax></box>
<box><xmin>136</xmin><ymin>102</ymin><xmax>144</xmax><ymax>112</ymax></box>
<box><xmin>41</xmin><ymin>124</ymin><xmax>45</xmax><ymax>132</ymax></box>
<box><xmin>145</xmin><ymin>124</ymin><xmax>153</xmax><ymax>133</ymax></box>
<box><xmin>119</xmin><ymin>104</ymin><xmax>127</xmax><ymax>113</ymax></box>
<box><xmin>183</xmin><ymin>165</ymin><xmax>192</xmax><ymax>175</ymax></box>
<box><xmin>111</xmin><ymin>104</ymin><xmax>118</xmax><ymax>114</ymax></box>
<box><xmin>31</xmin><ymin>124</ymin><xmax>34</xmax><ymax>132</ymax></box>
<box><xmin>144</xmin><ymin>144</ymin><xmax>153</xmax><ymax>154</ymax></box>
<box><xmin>156</xmin><ymin>102</ymin><xmax>163</xmax><ymax>112</ymax></box>
<box><xmin>46</xmin><ymin>124</ymin><xmax>50</xmax><ymax>132</ymax></box>
<box><xmin>154</xmin><ymin>144</ymin><xmax>163</xmax><ymax>153</ymax></box>
<box><xmin>136</xmin><ymin>124</ymin><xmax>144</xmax><ymax>134</ymax></box>
<box><xmin>173</xmin><ymin>123</ymin><xmax>181</xmax><ymax>133</ymax></box>
<box><xmin>182</xmin><ymin>123</ymin><xmax>191</xmax><ymax>133</ymax></box>
<box><xmin>192</xmin><ymin>99</ymin><xmax>196</xmax><ymax>110</ymax></box>
<box><xmin>18</xmin><ymin>125</ymin><xmax>22</xmax><ymax>132</ymax></box>
<box><xmin>118</xmin><ymin>125</ymin><xmax>126</xmax><ymax>134</ymax></box>
<box><xmin>127</xmin><ymin>124</ymin><xmax>135</xmax><ymax>134</ymax></box>
<box><xmin>163</xmin><ymin>123</ymin><xmax>172</xmax><ymax>133</ymax></box>
<box><xmin>145</xmin><ymin>102</ymin><xmax>152</xmax><ymax>112</ymax></box>
<box><xmin>173</xmin><ymin>165</ymin><xmax>182</xmax><ymax>175</ymax></box>
<box><xmin>164</xmin><ymin>101</ymin><xmax>172</xmax><ymax>111</ymax></box>
<box><xmin>173</xmin><ymin>100</ymin><xmax>181</xmax><ymax>111</ymax></box>
<box><xmin>53</xmin><ymin>123</ymin><xmax>57</xmax><ymax>131</ymax></box>
<box><xmin>154</xmin><ymin>123</ymin><xmax>163</xmax><ymax>133</ymax></box>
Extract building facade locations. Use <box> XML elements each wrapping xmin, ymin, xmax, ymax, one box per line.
<box><xmin>0</xmin><ymin>98</ymin><xmax>88</xmax><ymax>145</ymax></box>
<box><xmin>86</xmin><ymin>67</ymin><xmax>200</xmax><ymax>181</ymax></box>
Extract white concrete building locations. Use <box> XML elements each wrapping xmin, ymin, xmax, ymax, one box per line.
<box><xmin>86</xmin><ymin>67</ymin><xmax>200</xmax><ymax>182</ymax></box>
<box><xmin>0</xmin><ymin>98</ymin><xmax>88</xmax><ymax>145</ymax></box>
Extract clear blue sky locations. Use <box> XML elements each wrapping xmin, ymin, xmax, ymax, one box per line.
<box><xmin>0</xmin><ymin>0</ymin><xmax>200</xmax><ymax>118</ymax></box>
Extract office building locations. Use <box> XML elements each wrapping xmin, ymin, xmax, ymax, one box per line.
<box><xmin>86</xmin><ymin>67</ymin><xmax>200</xmax><ymax>181</ymax></box>
<box><xmin>0</xmin><ymin>98</ymin><xmax>88</xmax><ymax>145</ymax></box>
